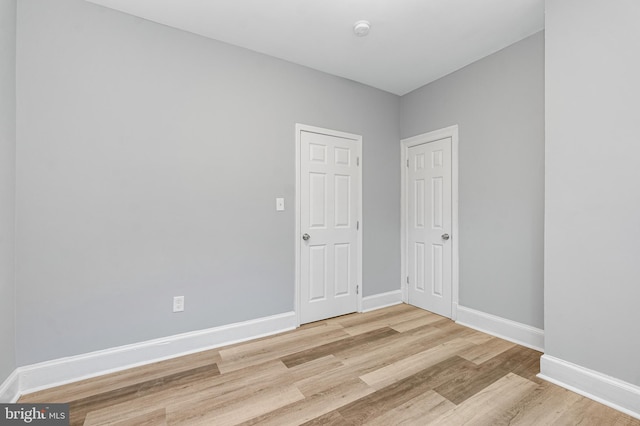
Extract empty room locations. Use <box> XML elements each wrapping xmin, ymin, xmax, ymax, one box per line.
<box><xmin>1</xmin><ymin>0</ymin><xmax>639</xmax><ymax>424</ymax></box>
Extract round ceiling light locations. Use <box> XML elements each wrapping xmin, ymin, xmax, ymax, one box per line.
<box><xmin>353</xmin><ymin>20</ymin><xmax>371</xmax><ymax>37</ymax></box>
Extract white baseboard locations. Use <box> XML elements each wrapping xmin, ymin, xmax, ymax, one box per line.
<box><xmin>11</xmin><ymin>311</ymin><xmax>295</xmax><ymax>399</ymax></box>
<box><xmin>361</xmin><ymin>290</ymin><xmax>403</xmax><ymax>312</ymax></box>
<box><xmin>0</xmin><ymin>369</ymin><xmax>20</xmax><ymax>403</ymax></box>
<box><xmin>455</xmin><ymin>305</ymin><xmax>544</xmax><ymax>352</ymax></box>
<box><xmin>539</xmin><ymin>355</ymin><xmax>640</xmax><ymax>420</ymax></box>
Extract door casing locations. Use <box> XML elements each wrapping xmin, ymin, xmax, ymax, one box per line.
<box><xmin>401</xmin><ymin>125</ymin><xmax>460</xmax><ymax>320</ymax></box>
<box><xmin>295</xmin><ymin>123</ymin><xmax>363</xmax><ymax>326</ymax></box>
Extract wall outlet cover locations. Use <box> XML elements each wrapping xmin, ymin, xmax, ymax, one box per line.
<box><xmin>173</xmin><ymin>296</ymin><xmax>184</xmax><ymax>312</ymax></box>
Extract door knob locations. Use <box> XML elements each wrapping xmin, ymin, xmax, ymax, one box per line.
<box><xmin>302</xmin><ymin>233</ymin><xmax>310</xmax><ymax>241</ymax></box>
<box><xmin>441</xmin><ymin>233</ymin><xmax>450</xmax><ymax>240</ymax></box>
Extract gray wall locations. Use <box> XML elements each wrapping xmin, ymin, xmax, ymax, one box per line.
<box><xmin>0</xmin><ymin>0</ymin><xmax>17</xmax><ymax>382</ymax></box>
<box><xmin>545</xmin><ymin>0</ymin><xmax>640</xmax><ymax>385</ymax></box>
<box><xmin>15</xmin><ymin>0</ymin><xmax>400</xmax><ymax>365</ymax></box>
<box><xmin>400</xmin><ymin>32</ymin><xmax>545</xmax><ymax>329</ymax></box>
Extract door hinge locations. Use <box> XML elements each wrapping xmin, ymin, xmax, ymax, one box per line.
<box><xmin>357</xmin><ymin>157</ymin><xmax>360</xmax><ymax>166</ymax></box>
<box><xmin>406</xmin><ymin>159</ymin><xmax>409</xmax><ymax>167</ymax></box>
<box><xmin>356</xmin><ymin>285</ymin><xmax>359</xmax><ymax>295</ymax></box>
<box><xmin>357</xmin><ymin>221</ymin><xmax>359</xmax><ymax>230</ymax></box>
<box><xmin>406</xmin><ymin>276</ymin><xmax>409</xmax><ymax>284</ymax></box>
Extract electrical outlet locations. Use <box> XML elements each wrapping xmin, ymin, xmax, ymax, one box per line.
<box><xmin>173</xmin><ymin>296</ymin><xmax>184</xmax><ymax>313</ymax></box>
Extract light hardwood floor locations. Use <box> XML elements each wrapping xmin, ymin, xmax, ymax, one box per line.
<box><xmin>19</xmin><ymin>304</ymin><xmax>640</xmax><ymax>425</ymax></box>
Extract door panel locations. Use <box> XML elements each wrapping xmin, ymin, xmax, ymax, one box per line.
<box><xmin>309</xmin><ymin>245</ymin><xmax>327</xmax><ymax>301</ymax></box>
<box><xmin>334</xmin><ymin>175</ymin><xmax>351</xmax><ymax>227</ymax></box>
<box><xmin>415</xmin><ymin>242</ymin><xmax>425</xmax><ymax>291</ymax></box>
<box><xmin>407</xmin><ymin>137</ymin><xmax>452</xmax><ymax>317</ymax></box>
<box><xmin>300</xmin><ymin>130</ymin><xmax>360</xmax><ymax>324</ymax></box>
<box><xmin>334</xmin><ymin>243</ymin><xmax>351</xmax><ymax>296</ymax></box>
<box><xmin>310</xmin><ymin>172</ymin><xmax>327</xmax><ymax>228</ymax></box>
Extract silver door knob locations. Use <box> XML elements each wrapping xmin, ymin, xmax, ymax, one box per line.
<box><xmin>441</xmin><ymin>233</ymin><xmax>450</xmax><ymax>240</ymax></box>
<box><xmin>302</xmin><ymin>233</ymin><xmax>310</xmax><ymax>241</ymax></box>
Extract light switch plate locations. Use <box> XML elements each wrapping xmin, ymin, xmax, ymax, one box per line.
<box><xmin>276</xmin><ymin>197</ymin><xmax>285</xmax><ymax>211</ymax></box>
<box><xmin>173</xmin><ymin>296</ymin><xmax>184</xmax><ymax>312</ymax></box>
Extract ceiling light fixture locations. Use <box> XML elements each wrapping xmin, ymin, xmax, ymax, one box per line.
<box><xmin>353</xmin><ymin>20</ymin><xmax>371</xmax><ymax>37</ymax></box>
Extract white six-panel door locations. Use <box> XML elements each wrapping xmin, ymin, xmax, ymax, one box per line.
<box><xmin>406</xmin><ymin>136</ymin><xmax>453</xmax><ymax>318</ymax></box>
<box><xmin>298</xmin><ymin>127</ymin><xmax>361</xmax><ymax>324</ymax></box>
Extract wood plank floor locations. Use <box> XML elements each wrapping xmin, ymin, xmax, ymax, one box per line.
<box><xmin>19</xmin><ymin>304</ymin><xmax>640</xmax><ymax>425</ymax></box>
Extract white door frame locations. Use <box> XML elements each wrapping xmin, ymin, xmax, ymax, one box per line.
<box><xmin>401</xmin><ymin>125</ymin><xmax>459</xmax><ymax>320</ymax></box>
<box><xmin>295</xmin><ymin>123</ymin><xmax>363</xmax><ymax>326</ymax></box>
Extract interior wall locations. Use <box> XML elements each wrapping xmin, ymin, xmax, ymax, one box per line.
<box><xmin>15</xmin><ymin>0</ymin><xmax>400</xmax><ymax>366</ymax></box>
<box><xmin>0</xmin><ymin>0</ymin><xmax>17</xmax><ymax>382</ymax></box>
<box><xmin>400</xmin><ymin>32</ymin><xmax>545</xmax><ymax>329</ymax></box>
<box><xmin>545</xmin><ymin>0</ymin><xmax>640</xmax><ymax>385</ymax></box>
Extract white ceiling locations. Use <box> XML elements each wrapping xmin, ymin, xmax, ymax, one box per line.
<box><xmin>85</xmin><ymin>0</ymin><xmax>544</xmax><ymax>96</ymax></box>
